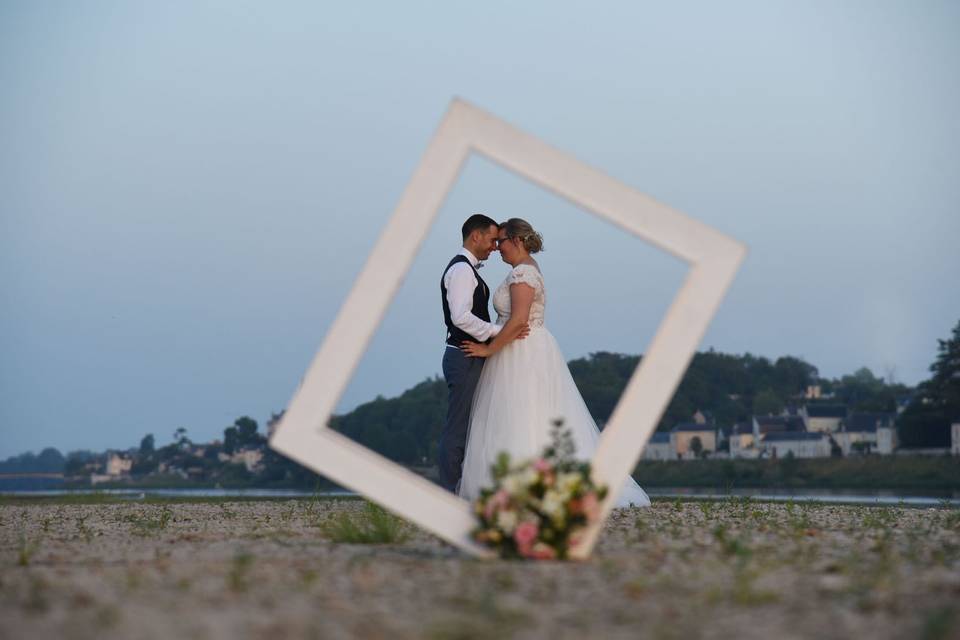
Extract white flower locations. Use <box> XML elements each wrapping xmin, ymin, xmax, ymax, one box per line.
<box><xmin>496</xmin><ymin>509</ymin><xmax>518</xmax><ymax>534</ymax></box>
<box><xmin>502</xmin><ymin>465</ymin><xmax>539</xmax><ymax>497</ymax></box>
<box><xmin>556</xmin><ymin>472</ymin><xmax>582</xmax><ymax>497</ymax></box>
<box><xmin>541</xmin><ymin>490</ymin><xmax>565</xmax><ymax>521</ymax></box>
<box><xmin>502</xmin><ymin>474</ymin><xmax>524</xmax><ymax>496</ymax></box>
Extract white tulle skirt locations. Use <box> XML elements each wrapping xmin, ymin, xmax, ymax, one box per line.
<box><xmin>458</xmin><ymin>326</ymin><xmax>650</xmax><ymax>508</ymax></box>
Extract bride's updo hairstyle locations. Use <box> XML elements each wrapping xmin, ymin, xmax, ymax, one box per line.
<box><xmin>500</xmin><ymin>218</ymin><xmax>544</xmax><ymax>254</ymax></box>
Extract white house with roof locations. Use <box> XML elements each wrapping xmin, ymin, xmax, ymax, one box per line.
<box><xmin>641</xmin><ymin>432</ymin><xmax>673</xmax><ymax>461</ymax></box>
<box><xmin>761</xmin><ymin>432</ymin><xmax>830</xmax><ymax>458</ymax></box>
<box><xmin>218</xmin><ymin>448</ymin><xmax>264</xmax><ymax>472</ymax></box>
<box><xmin>105</xmin><ymin>452</ymin><xmax>133</xmax><ymax>476</ymax></box>
<box><xmin>835</xmin><ymin>413</ymin><xmax>895</xmax><ymax>456</ymax></box>
<box><xmin>729</xmin><ymin>422</ymin><xmax>760</xmax><ymax>458</ymax></box>
<box><xmin>800</xmin><ymin>404</ymin><xmax>847</xmax><ymax>433</ymax></box>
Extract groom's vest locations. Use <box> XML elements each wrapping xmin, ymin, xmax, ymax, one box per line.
<box><xmin>441</xmin><ymin>255</ymin><xmax>491</xmax><ymax>347</ymax></box>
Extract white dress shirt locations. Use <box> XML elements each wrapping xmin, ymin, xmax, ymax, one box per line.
<box><xmin>444</xmin><ymin>248</ymin><xmax>502</xmax><ymax>343</ymax></box>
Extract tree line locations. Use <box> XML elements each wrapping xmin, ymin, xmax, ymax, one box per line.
<box><xmin>3</xmin><ymin>319</ymin><xmax>958</xmax><ymax>476</ymax></box>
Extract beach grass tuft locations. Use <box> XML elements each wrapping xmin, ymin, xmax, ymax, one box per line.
<box><xmin>319</xmin><ymin>501</ymin><xmax>410</xmax><ymax>544</ymax></box>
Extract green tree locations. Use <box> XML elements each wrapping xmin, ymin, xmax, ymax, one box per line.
<box><xmin>753</xmin><ymin>389</ymin><xmax>784</xmax><ymax>416</ymax></box>
<box><xmin>173</xmin><ymin>427</ymin><xmax>191</xmax><ymax>449</ymax></box>
<box><xmin>898</xmin><ymin>319</ymin><xmax>960</xmax><ymax>447</ymax></box>
<box><xmin>223</xmin><ymin>416</ymin><xmax>265</xmax><ymax>454</ymax></box>
<box><xmin>139</xmin><ymin>434</ymin><xmax>155</xmax><ymax>456</ymax></box>
<box><xmin>235</xmin><ymin>417</ymin><xmax>261</xmax><ymax>446</ymax></box>
<box><xmin>690</xmin><ymin>436</ymin><xmax>704</xmax><ymax>458</ymax></box>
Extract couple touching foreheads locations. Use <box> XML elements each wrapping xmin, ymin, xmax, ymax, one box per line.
<box><xmin>438</xmin><ymin>214</ymin><xmax>649</xmax><ymax>507</ymax></box>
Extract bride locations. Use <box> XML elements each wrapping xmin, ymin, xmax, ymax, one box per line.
<box><xmin>457</xmin><ymin>218</ymin><xmax>650</xmax><ymax>508</ymax></box>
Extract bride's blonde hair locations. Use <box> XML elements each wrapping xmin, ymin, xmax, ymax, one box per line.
<box><xmin>499</xmin><ymin>218</ymin><xmax>544</xmax><ymax>254</ymax></box>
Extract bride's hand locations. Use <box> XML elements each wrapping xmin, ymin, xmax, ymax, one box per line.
<box><xmin>461</xmin><ymin>341</ymin><xmax>491</xmax><ymax>358</ymax></box>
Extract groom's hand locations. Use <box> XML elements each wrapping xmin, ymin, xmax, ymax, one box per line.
<box><xmin>461</xmin><ymin>340</ymin><xmax>491</xmax><ymax>358</ymax></box>
<box><xmin>516</xmin><ymin>323</ymin><xmax>531</xmax><ymax>340</ymax></box>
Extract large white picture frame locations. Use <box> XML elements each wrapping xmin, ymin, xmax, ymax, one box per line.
<box><xmin>269</xmin><ymin>99</ymin><xmax>746</xmax><ymax>558</ymax></box>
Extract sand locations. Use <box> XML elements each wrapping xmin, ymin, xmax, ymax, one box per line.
<box><xmin>1</xmin><ymin>497</ymin><xmax>958</xmax><ymax>639</ymax></box>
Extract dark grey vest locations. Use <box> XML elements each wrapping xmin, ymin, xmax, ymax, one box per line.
<box><xmin>441</xmin><ymin>255</ymin><xmax>491</xmax><ymax>347</ymax></box>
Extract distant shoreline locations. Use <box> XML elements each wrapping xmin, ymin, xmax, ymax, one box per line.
<box><xmin>3</xmin><ymin>456</ymin><xmax>958</xmax><ymax>495</ymax></box>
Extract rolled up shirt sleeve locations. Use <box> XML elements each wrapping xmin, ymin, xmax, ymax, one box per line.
<box><xmin>445</xmin><ymin>263</ymin><xmax>502</xmax><ymax>342</ymax></box>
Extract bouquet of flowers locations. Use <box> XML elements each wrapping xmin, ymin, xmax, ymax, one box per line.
<box><xmin>471</xmin><ymin>420</ymin><xmax>608</xmax><ymax>560</ymax></box>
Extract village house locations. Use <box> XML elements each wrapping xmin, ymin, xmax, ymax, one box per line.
<box><xmin>670</xmin><ymin>422</ymin><xmax>716</xmax><ymax>459</ymax></box>
<box><xmin>834</xmin><ymin>413</ymin><xmax>896</xmax><ymax>456</ymax></box>
<box><xmin>728</xmin><ymin>416</ymin><xmax>805</xmax><ymax>459</ymax></box>
<box><xmin>641</xmin><ymin>432</ymin><xmax>673</xmax><ymax>461</ymax></box>
<box><xmin>105</xmin><ymin>452</ymin><xmax>133</xmax><ymax>476</ymax></box>
<box><xmin>761</xmin><ymin>431</ymin><xmax>831</xmax><ymax>458</ymax></box>
<box><xmin>218</xmin><ymin>448</ymin><xmax>264</xmax><ymax>473</ymax></box>
<box><xmin>801</xmin><ymin>404</ymin><xmax>847</xmax><ymax>432</ymax></box>
<box><xmin>754</xmin><ymin>415</ymin><xmax>806</xmax><ymax>436</ymax></box>
<box><xmin>729</xmin><ymin>422</ymin><xmax>759</xmax><ymax>458</ymax></box>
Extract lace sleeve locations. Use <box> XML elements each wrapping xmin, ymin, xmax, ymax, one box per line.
<box><xmin>507</xmin><ymin>264</ymin><xmax>542</xmax><ymax>290</ymax></box>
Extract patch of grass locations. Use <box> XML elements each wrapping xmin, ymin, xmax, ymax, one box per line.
<box><xmin>75</xmin><ymin>514</ymin><xmax>95</xmax><ymax>543</ymax></box>
<box><xmin>942</xmin><ymin>510</ymin><xmax>960</xmax><ymax>531</ymax></box>
<box><xmin>712</xmin><ymin>523</ymin><xmax>752</xmax><ymax>565</ymax></box>
<box><xmin>126</xmin><ymin>506</ymin><xmax>174</xmax><ymax>536</ymax></box>
<box><xmin>731</xmin><ymin>568</ymin><xmax>779</xmax><ymax>606</ymax></box>
<box><xmin>697</xmin><ymin>500</ymin><xmax>715</xmax><ymax>520</ymax></box>
<box><xmin>228</xmin><ymin>550</ymin><xmax>255</xmax><ymax>593</ymax></box>
<box><xmin>427</xmin><ymin>589</ymin><xmax>531</xmax><ymax>640</ymax></box>
<box><xmin>17</xmin><ymin>531</ymin><xmax>41</xmax><ymax>566</ymax></box>
<box><xmin>922</xmin><ymin>605</ymin><xmax>957</xmax><ymax>640</ymax></box>
<box><xmin>319</xmin><ymin>502</ymin><xmax>410</xmax><ymax>544</ymax></box>
<box><xmin>24</xmin><ymin>576</ymin><xmax>49</xmax><ymax>613</ymax></box>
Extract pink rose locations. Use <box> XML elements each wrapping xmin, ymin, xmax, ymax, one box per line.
<box><xmin>533</xmin><ymin>458</ymin><xmax>552</xmax><ymax>473</ymax></box>
<box><xmin>530</xmin><ymin>542</ymin><xmax>557</xmax><ymax>560</ymax></box>
<box><xmin>568</xmin><ymin>527</ymin><xmax>585</xmax><ymax>548</ymax></box>
<box><xmin>514</xmin><ymin>521</ymin><xmax>539</xmax><ymax>548</ymax></box>
<box><xmin>484</xmin><ymin>489</ymin><xmax>510</xmax><ymax>520</ymax></box>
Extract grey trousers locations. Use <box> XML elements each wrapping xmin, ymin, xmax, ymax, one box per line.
<box><xmin>438</xmin><ymin>347</ymin><xmax>485</xmax><ymax>493</ymax></box>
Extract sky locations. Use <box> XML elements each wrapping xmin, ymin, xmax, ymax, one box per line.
<box><xmin>1</xmin><ymin>1</ymin><xmax>958</xmax><ymax>459</ymax></box>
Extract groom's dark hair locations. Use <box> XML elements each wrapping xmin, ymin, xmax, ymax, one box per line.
<box><xmin>461</xmin><ymin>213</ymin><xmax>498</xmax><ymax>241</ymax></box>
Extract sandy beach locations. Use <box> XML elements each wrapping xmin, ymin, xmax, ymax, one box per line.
<box><xmin>2</xmin><ymin>496</ymin><xmax>958</xmax><ymax>639</ymax></box>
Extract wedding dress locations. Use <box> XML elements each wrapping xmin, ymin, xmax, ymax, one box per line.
<box><xmin>458</xmin><ymin>263</ymin><xmax>650</xmax><ymax>508</ymax></box>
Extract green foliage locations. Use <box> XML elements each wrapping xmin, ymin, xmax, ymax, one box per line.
<box><xmin>634</xmin><ymin>456</ymin><xmax>960</xmax><ymax>490</ymax></box>
<box><xmin>227</xmin><ymin>550</ymin><xmax>254</xmax><ymax>592</ymax></box>
<box><xmin>319</xmin><ymin>501</ymin><xmax>411</xmax><ymax>544</ymax></box>
<box><xmin>898</xmin><ymin>319</ymin><xmax>960</xmax><ymax>448</ymax></box>
<box><xmin>0</xmin><ymin>447</ymin><xmax>65</xmax><ymax>474</ymax></box>
<box><xmin>690</xmin><ymin>436</ymin><xmax>704</xmax><ymax>458</ymax></box>
<box><xmin>752</xmin><ymin>389</ymin><xmax>784</xmax><ymax>416</ymax></box>
<box><xmin>331</xmin><ymin>377</ymin><xmax>447</xmax><ymax>466</ymax></box>
<box><xmin>222</xmin><ymin>416</ymin><xmax>264</xmax><ymax>454</ymax></box>
<box><xmin>831</xmin><ymin>366</ymin><xmax>910</xmax><ymax>413</ymax></box>
<box><xmin>18</xmin><ymin>532</ymin><xmax>41</xmax><ymax>566</ymax></box>
<box><xmin>126</xmin><ymin>506</ymin><xmax>174</xmax><ymax>536</ymax></box>
<box><xmin>568</xmin><ymin>350</ymin><xmax>820</xmax><ymax>435</ymax></box>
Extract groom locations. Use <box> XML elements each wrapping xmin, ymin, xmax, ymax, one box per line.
<box><xmin>438</xmin><ymin>214</ymin><xmax>520</xmax><ymax>493</ymax></box>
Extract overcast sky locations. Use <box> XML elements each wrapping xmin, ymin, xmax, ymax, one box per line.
<box><xmin>2</xmin><ymin>1</ymin><xmax>958</xmax><ymax>458</ymax></box>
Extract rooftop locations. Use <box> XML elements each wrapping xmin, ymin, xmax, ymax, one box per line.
<box><xmin>843</xmin><ymin>412</ymin><xmax>895</xmax><ymax>433</ymax></box>
<box><xmin>805</xmin><ymin>404</ymin><xmax>848</xmax><ymax>418</ymax></box>
<box><xmin>671</xmin><ymin>422</ymin><xmax>715</xmax><ymax>433</ymax></box>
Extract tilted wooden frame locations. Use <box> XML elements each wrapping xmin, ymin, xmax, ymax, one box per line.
<box><xmin>269</xmin><ymin>98</ymin><xmax>746</xmax><ymax>558</ymax></box>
